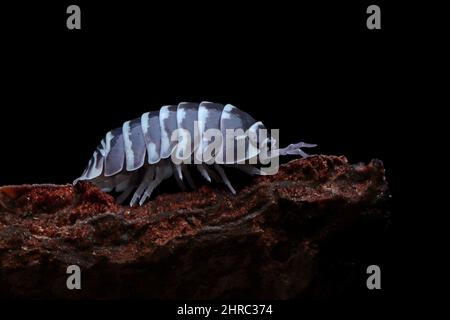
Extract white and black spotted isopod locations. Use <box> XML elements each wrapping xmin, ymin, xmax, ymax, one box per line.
<box><xmin>74</xmin><ymin>102</ymin><xmax>316</xmax><ymax>206</ymax></box>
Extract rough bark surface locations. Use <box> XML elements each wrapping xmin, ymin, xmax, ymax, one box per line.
<box><xmin>0</xmin><ymin>155</ymin><xmax>390</xmax><ymax>299</ymax></box>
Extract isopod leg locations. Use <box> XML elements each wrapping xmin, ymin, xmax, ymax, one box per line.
<box><xmin>139</xmin><ymin>161</ymin><xmax>173</xmax><ymax>206</ymax></box>
<box><xmin>214</xmin><ymin>164</ymin><xmax>236</xmax><ymax>194</ymax></box>
<box><xmin>129</xmin><ymin>166</ymin><xmax>155</xmax><ymax>206</ymax></box>
<box><xmin>172</xmin><ymin>163</ymin><xmax>187</xmax><ymax>191</ymax></box>
<box><xmin>197</xmin><ymin>164</ymin><xmax>221</xmax><ymax>183</ymax></box>
<box><xmin>181</xmin><ymin>165</ymin><xmax>196</xmax><ymax>189</ymax></box>
<box><xmin>196</xmin><ymin>164</ymin><xmax>211</xmax><ymax>182</ymax></box>
<box><xmin>175</xmin><ymin>164</ymin><xmax>183</xmax><ymax>181</ymax></box>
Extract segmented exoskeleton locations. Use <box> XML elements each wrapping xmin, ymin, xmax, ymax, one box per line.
<box><xmin>74</xmin><ymin>102</ymin><xmax>316</xmax><ymax>206</ymax></box>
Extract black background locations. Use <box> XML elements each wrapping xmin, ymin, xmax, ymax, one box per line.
<box><xmin>0</xmin><ymin>0</ymin><xmax>411</xmax><ymax>313</ymax></box>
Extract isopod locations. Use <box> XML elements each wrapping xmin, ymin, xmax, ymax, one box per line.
<box><xmin>74</xmin><ymin>102</ymin><xmax>316</xmax><ymax>206</ymax></box>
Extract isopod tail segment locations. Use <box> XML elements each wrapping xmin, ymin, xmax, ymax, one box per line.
<box><xmin>74</xmin><ymin>101</ymin><xmax>317</xmax><ymax>206</ymax></box>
